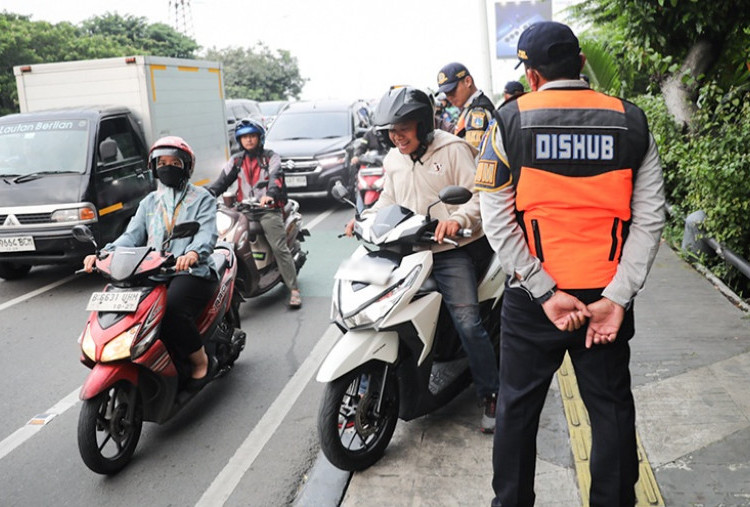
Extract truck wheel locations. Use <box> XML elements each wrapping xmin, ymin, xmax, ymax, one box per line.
<box><xmin>317</xmin><ymin>361</ymin><xmax>399</xmax><ymax>471</ymax></box>
<box><xmin>0</xmin><ymin>262</ymin><xmax>32</xmax><ymax>280</ymax></box>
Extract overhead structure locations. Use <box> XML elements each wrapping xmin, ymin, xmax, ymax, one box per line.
<box><xmin>169</xmin><ymin>0</ymin><xmax>194</xmax><ymax>39</ymax></box>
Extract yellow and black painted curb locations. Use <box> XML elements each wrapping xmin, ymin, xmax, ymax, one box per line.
<box><xmin>556</xmin><ymin>353</ymin><xmax>664</xmax><ymax>506</ymax></box>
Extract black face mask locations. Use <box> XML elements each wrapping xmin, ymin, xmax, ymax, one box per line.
<box><xmin>156</xmin><ymin>165</ymin><xmax>186</xmax><ymax>188</ymax></box>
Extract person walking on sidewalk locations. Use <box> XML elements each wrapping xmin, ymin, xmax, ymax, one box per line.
<box><xmin>345</xmin><ymin>86</ymin><xmax>500</xmax><ymax>433</ymax></box>
<box><xmin>475</xmin><ymin>21</ymin><xmax>666</xmax><ymax>506</ymax></box>
<box><xmin>436</xmin><ymin>62</ymin><xmax>495</xmax><ymax>149</ymax></box>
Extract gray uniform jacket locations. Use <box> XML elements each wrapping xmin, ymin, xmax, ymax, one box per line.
<box><xmin>477</xmin><ymin>80</ymin><xmax>666</xmax><ymax>307</ymax></box>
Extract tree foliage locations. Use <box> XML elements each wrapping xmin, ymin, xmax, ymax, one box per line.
<box><xmin>203</xmin><ymin>44</ymin><xmax>306</xmax><ymax>101</ymax></box>
<box><xmin>80</xmin><ymin>13</ymin><xmax>198</xmax><ymax>58</ymax></box>
<box><xmin>571</xmin><ymin>0</ymin><xmax>750</xmax><ymax>96</ymax></box>
<box><xmin>0</xmin><ymin>11</ymin><xmax>306</xmax><ymax>115</ymax></box>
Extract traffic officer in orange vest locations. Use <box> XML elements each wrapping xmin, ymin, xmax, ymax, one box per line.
<box><xmin>475</xmin><ymin>21</ymin><xmax>666</xmax><ymax>506</ymax></box>
<box><xmin>436</xmin><ymin>62</ymin><xmax>495</xmax><ymax>149</ymax></box>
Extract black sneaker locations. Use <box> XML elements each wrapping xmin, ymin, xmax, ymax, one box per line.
<box><xmin>480</xmin><ymin>394</ymin><xmax>497</xmax><ymax>434</ymax></box>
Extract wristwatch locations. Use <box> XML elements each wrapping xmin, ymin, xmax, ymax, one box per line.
<box><xmin>534</xmin><ymin>287</ymin><xmax>557</xmax><ymax>305</ymax></box>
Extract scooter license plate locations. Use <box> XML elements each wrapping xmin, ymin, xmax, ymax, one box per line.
<box><xmin>0</xmin><ymin>236</ymin><xmax>35</xmax><ymax>252</ymax></box>
<box><xmin>86</xmin><ymin>291</ymin><xmax>141</xmax><ymax>312</ymax></box>
<box><xmin>285</xmin><ymin>175</ymin><xmax>307</xmax><ymax>188</ymax></box>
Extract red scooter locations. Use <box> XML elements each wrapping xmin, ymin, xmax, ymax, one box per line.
<box><xmin>355</xmin><ymin>150</ymin><xmax>386</xmax><ymax>209</ymax></box>
<box><xmin>72</xmin><ymin>223</ymin><xmax>246</xmax><ymax>475</ymax></box>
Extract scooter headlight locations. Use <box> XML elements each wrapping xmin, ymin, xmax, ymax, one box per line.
<box><xmin>216</xmin><ymin>211</ymin><xmax>233</xmax><ymax>235</ymax></box>
<box><xmin>341</xmin><ymin>266</ymin><xmax>421</xmax><ymax>329</ymax></box>
<box><xmin>100</xmin><ymin>325</ymin><xmax>140</xmax><ymax>362</ymax></box>
<box><xmin>80</xmin><ymin>324</ymin><xmax>96</xmax><ymax>361</ymax></box>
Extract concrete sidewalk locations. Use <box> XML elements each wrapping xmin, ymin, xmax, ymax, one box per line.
<box><xmin>299</xmin><ymin>243</ymin><xmax>750</xmax><ymax>506</ymax></box>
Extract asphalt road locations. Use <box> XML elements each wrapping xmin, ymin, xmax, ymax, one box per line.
<box><xmin>0</xmin><ymin>197</ymin><xmax>356</xmax><ymax>506</ymax></box>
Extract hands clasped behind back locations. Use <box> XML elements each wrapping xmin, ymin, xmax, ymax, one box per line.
<box><xmin>541</xmin><ymin>291</ymin><xmax>624</xmax><ymax>347</ymax></box>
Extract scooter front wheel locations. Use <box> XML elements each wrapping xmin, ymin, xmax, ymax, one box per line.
<box><xmin>318</xmin><ymin>361</ymin><xmax>399</xmax><ymax>471</ymax></box>
<box><xmin>77</xmin><ymin>382</ymin><xmax>143</xmax><ymax>475</ymax></box>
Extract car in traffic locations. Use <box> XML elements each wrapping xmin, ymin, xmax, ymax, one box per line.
<box><xmin>226</xmin><ymin>98</ymin><xmax>264</xmax><ymax>153</ymax></box>
<box><xmin>259</xmin><ymin>100</ymin><xmax>290</xmax><ymax>127</ymax></box>
<box><xmin>264</xmin><ymin>100</ymin><xmax>371</xmax><ymax>198</ymax></box>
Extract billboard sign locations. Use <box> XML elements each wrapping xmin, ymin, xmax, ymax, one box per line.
<box><xmin>495</xmin><ymin>1</ymin><xmax>552</xmax><ymax>59</ymax></box>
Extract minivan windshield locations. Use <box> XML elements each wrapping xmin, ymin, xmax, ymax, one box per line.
<box><xmin>259</xmin><ymin>101</ymin><xmax>287</xmax><ymax>116</ymax></box>
<box><xmin>0</xmin><ymin>119</ymin><xmax>90</xmax><ymax>177</ymax></box>
<box><xmin>266</xmin><ymin>111</ymin><xmax>349</xmax><ymax>141</ymax></box>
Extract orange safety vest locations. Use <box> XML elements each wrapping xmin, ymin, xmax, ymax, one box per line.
<box><xmin>495</xmin><ymin>88</ymin><xmax>649</xmax><ymax>289</ymax></box>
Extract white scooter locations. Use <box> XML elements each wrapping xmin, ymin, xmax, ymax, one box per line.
<box><xmin>316</xmin><ymin>183</ymin><xmax>504</xmax><ymax>471</ymax></box>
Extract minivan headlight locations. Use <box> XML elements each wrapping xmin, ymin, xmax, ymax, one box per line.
<box><xmin>317</xmin><ymin>151</ymin><xmax>346</xmax><ymax>168</ymax></box>
<box><xmin>52</xmin><ymin>206</ymin><xmax>97</xmax><ymax>222</ymax></box>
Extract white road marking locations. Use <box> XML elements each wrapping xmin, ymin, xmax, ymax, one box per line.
<box><xmin>195</xmin><ymin>325</ymin><xmax>341</xmax><ymax>507</ymax></box>
<box><xmin>303</xmin><ymin>206</ymin><xmax>336</xmax><ymax>231</ymax></box>
<box><xmin>0</xmin><ymin>274</ymin><xmax>76</xmax><ymax>312</ymax></box>
<box><xmin>0</xmin><ymin>388</ymin><xmax>80</xmax><ymax>460</ymax></box>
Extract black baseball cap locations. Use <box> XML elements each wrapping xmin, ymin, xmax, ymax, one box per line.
<box><xmin>515</xmin><ymin>21</ymin><xmax>580</xmax><ymax>69</ymax></box>
<box><xmin>504</xmin><ymin>81</ymin><xmax>524</xmax><ymax>94</ymax></box>
<box><xmin>437</xmin><ymin>62</ymin><xmax>470</xmax><ymax>93</ymax></box>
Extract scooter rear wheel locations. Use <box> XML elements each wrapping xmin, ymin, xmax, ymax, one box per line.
<box><xmin>78</xmin><ymin>382</ymin><xmax>143</xmax><ymax>475</ymax></box>
<box><xmin>318</xmin><ymin>361</ymin><xmax>399</xmax><ymax>471</ymax></box>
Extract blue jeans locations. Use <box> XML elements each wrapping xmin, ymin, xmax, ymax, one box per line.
<box><xmin>432</xmin><ymin>247</ymin><xmax>499</xmax><ymax>398</ymax></box>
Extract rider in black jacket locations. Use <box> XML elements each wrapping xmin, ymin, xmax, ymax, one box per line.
<box><xmin>207</xmin><ymin>118</ymin><xmax>302</xmax><ymax>309</ymax></box>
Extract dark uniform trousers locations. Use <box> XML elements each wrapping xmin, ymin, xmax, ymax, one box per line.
<box><xmin>491</xmin><ymin>286</ymin><xmax>638</xmax><ymax>507</ymax></box>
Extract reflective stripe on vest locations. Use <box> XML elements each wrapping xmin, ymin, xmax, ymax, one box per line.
<box><xmin>497</xmin><ymin>88</ymin><xmax>648</xmax><ymax>289</ymax></box>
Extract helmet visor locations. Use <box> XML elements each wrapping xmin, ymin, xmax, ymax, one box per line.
<box><xmin>150</xmin><ymin>148</ymin><xmax>189</xmax><ymax>169</ymax></box>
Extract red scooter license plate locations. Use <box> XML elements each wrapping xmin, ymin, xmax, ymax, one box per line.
<box><xmin>86</xmin><ymin>291</ymin><xmax>141</xmax><ymax>312</ymax></box>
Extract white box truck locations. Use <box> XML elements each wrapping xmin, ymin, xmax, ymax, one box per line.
<box><xmin>0</xmin><ymin>56</ymin><xmax>230</xmax><ymax>280</ymax></box>
<box><xmin>14</xmin><ymin>55</ymin><xmax>229</xmax><ymax>183</ymax></box>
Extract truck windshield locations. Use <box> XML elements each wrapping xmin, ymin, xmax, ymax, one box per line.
<box><xmin>266</xmin><ymin>112</ymin><xmax>349</xmax><ymax>141</ymax></box>
<box><xmin>0</xmin><ymin>119</ymin><xmax>90</xmax><ymax>176</ymax></box>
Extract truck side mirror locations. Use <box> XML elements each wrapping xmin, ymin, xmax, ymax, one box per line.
<box><xmin>98</xmin><ymin>138</ymin><xmax>118</xmax><ymax>164</ymax></box>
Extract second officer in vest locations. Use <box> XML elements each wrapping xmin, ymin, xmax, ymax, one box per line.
<box><xmin>436</xmin><ymin>62</ymin><xmax>495</xmax><ymax>149</ymax></box>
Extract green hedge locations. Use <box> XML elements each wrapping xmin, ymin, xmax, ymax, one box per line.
<box><xmin>634</xmin><ymin>85</ymin><xmax>750</xmax><ymax>295</ymax></box>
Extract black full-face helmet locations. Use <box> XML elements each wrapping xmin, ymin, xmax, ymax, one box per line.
<box><xmin>372</xmin><ymin>86</ymin><xmax>435</xmax><ymax>148</ymax></box>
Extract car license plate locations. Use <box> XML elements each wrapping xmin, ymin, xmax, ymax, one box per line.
<box><xmin>0</xmin><ymin>236</ymin><xmax>36</xmax><ymax>252</ymax></box>
<box><xmin>286</xmin><ymin>175</ymin><xmax>307</xmax><ymax>188</ymax></box>
<box><xmin>86</xmin><ymin>291</ymin><xmax>141</xmax><ymax>312</ymax></box>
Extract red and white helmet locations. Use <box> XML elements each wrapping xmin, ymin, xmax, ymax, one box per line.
<box><xmin>148</xmin><ymin>136</ymin><xmax>196</xmax><ymax>178</ymax></box>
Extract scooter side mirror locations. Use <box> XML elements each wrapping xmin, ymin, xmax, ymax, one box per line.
<box><xmin>331</xmin><ymin>181</ymin><xmax>349</xmax><ymax>202</ymax></box>
<box><xmin>425</xmin><ymin>186</ymin><xmax>473</xmax><ymax>221</ymax></box>
<box><xmin>331</xmin><ymin>181</ymin><xmax>360</xmax><ymax>217</ymax></box>
<box><xmin>172</xmin><ymin>221</ymin><xmax>200</xmax><ymax>239</ymax></box>
<box><xmin>438</xmin><ymin>185</ymin><xmax>473</xmax><ymax>205</ymax></box>
<box><xmin>72</xmin><ymin>225</ymin><xmax>97</xmax><ymax>246</ymax></box>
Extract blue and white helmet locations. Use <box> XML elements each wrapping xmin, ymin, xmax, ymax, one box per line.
<box><xmin>234</xmin><ymin>117</ymin><xmax>266</xmax><ymax>146</ymax></box>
